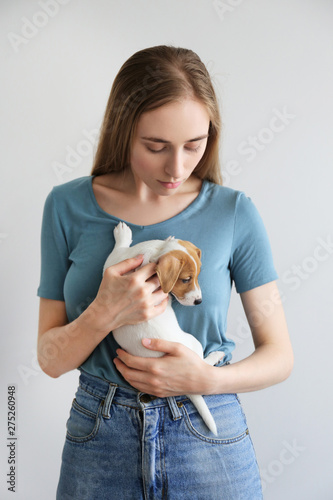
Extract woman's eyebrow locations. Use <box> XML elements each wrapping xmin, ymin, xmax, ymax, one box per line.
<box><xmin>141</xmin><ymin>134</ymin><xmax>209</xmax><ymax>144</ymax></box>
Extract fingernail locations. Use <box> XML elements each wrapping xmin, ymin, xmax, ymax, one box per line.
<box><xmin>142</xmin><ymin>338</ymin><xmax>151</xmax><ymax>347</ymax></box>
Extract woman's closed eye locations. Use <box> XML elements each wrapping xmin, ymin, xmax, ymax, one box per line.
<box><xmin>185</xmin><ymin>144</ymin><xmax>202</xmax><ymax>153</ymax></box>
<box><xmin>147</xmin><ymin>144</ymin><xmax>202</xmax><ymax>154</ymax></box>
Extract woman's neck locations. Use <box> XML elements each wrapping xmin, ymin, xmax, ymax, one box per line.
<box><xmin>91</xmin><ymin>170</ymin><xmax>203</xmax><ymax>226</ymax></box>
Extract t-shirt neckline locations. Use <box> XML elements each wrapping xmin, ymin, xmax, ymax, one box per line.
<box><xmin>87</xmin><ymin>175</ymin><xmax>208</xmax><ymax>229</ymax></box>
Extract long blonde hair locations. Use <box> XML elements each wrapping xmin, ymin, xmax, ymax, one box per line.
<box><xmin>91</xmin><ymin>45</ymin><xmax>222</xmax><ymax>185</ymax></box>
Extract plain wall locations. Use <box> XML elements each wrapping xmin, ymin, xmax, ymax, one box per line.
<box><xmin>1</xmin><ymin>0</ymin><xmax>332</xmax><ymax>498</ymax></box>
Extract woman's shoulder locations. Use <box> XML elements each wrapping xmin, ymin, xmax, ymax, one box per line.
<box><xmin>202</xmin><ymin>181</ymin><xmax>266</xmax><ymax>227</ymax></box>
<box><xmin>46</xmin><ymin>176</ymin><xmax>93</xmax><ymax>214</ymax></box>
<box><xmin>51</xmin><ymin>175</ymin><xmax>92</xmax><ymax>196</ymax></box>
<box><xmin>203</xmin><ymin>179</ymin><xmax>246</xmax><ymax>208</ymax></box>
<box><xmin>49</xmin><ymin>175</ymin><xmax>91</xmax><ymax>201</ymax></box>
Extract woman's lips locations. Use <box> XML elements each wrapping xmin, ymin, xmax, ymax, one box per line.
<box><xmin>158</xmin><ymin>181</ymin><xmax>182</xmax><ymax>189</ymax></box>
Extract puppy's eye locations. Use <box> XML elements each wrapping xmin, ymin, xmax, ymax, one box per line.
<box><xmin>181</xmin><ymin>277</ymin><xmax>192</xmax><ymax>284</ymax></box>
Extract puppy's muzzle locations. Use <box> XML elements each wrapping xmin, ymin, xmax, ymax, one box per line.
<box><xmin>194</xmin><ymin>298</ymin><xmax>202</xmax><ymax>305</ymax></box>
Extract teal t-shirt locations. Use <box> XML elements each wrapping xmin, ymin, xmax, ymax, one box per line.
<box><xmin>37</xmin><ymin>176</ymin><xmax>278</xmax><ymax>387</ymax></box>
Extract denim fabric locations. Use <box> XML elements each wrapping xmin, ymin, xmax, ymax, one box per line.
<box><xmin>56</xmin><ymin>370</ymin><xmax>263</xmax><ymax>499</ymax></box>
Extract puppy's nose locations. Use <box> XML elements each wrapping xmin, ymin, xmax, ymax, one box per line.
<box><xmin>194</xmin><ymin>298</ymin><xmax>202</xmax><ymax>305</ymax></box>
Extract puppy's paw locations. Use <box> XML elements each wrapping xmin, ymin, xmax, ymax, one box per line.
<box><xmin>204</xmin><ymin>351</ymin><xmax>225</xmax><ymax>366</ymax></box>
<box><xmin>114</xmin><ymin>222</ymin><xmax>132</xmax><ymax>247</ymax></box>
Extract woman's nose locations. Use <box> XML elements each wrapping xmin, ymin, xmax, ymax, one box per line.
<box><xmin>165</xmin><ymin>151</ymin><xmax>184</xmax><ymax>179</ymax></box>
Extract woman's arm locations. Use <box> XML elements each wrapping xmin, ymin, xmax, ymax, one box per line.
<box><xmin>37</xmin><ymin>256</ymin><xmax>168</xmax><ymax>378</ymax></box>
<box><xmin>114</xmin><ymin>281</ymin><xmax>294</xmax><ymax>396</ymax></box>
<box><xmin>209</xmin><ymin>280</ymin><xmax>294</xmax><ymax>393</ymax></box>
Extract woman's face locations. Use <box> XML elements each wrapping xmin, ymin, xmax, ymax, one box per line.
<box><xmin>130</xmin><ymin>98</ymin><xmax>210</xmax><ymax>196</ymax></box>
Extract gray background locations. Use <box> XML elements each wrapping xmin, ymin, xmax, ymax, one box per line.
<box><xmin>1</xmin><ymin>0</ymin><xmax>332</xmax><ymax>498</ymax></box>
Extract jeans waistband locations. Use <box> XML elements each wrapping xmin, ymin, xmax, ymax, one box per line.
<box><xmin>78</xmin><ymin>369</ymin><xmax>187</xmax><ymax>420</ymax></box>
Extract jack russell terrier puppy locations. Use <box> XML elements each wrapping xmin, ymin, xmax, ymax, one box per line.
<box><xmin>103</xmin><ymin>222</ymin><xmax>225</xmax><ymax>435</ymax></box>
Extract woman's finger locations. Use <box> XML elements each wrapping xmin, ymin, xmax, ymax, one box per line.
<box><xmin>108</xmin><ymin>255</ymin><xmax>144</xmax><ymax>276</ymax></box>
<box><xmin>135</xmin><ymin>262</ymin><xmax>159</xmax><ymax>281</ymax></box>
<box><xmin>148</xmin><ymin>275</ymin><xmax>164</xmax><ymax>293</ymax></box>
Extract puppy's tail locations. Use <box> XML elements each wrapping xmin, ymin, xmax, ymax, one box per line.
<box><xmin>187</xmin><ymin>395</ymin><xmax>217</xmax><ymax>436</ymax></box>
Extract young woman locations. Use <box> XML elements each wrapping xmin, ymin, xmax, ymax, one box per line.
<box><xmin>37</xmin><ymin>45</ymin><xmax>293</xmax><ymax>499</ymax></box>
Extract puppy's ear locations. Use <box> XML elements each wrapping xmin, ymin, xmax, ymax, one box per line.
<box><xmin>156</xmin><ymin>254</ymin><xmax>183</xmax><ymax>293</ymax></box>
<box><xmin>195</xmin><ymin>246</ymin><xmax>202</xmax><ymax>260</ymax></box>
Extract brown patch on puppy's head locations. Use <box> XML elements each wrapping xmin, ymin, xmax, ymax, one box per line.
<box><xmin>177</xmin><ymin>240</ymin><xmax>202</xmax><ymax>264</ymax></box>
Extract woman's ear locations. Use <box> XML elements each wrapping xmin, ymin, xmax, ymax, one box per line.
<box><xmin>155</xmin><ymin>253</ymin><xmax>183</xmax><ymax>293</ymax></box>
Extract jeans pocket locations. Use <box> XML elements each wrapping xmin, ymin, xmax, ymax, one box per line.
<box><xmin>180</xmin><ymin>394</ymin><xmax>249</xmax><ymax>444</ymax></box>
<box><xmin>65</xmin><ymin>387</ymin><xmax>104</xmax><ymax>443</ymax></box>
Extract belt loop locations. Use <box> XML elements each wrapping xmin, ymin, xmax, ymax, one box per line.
<box><xmin>102</xmin><ymin>384</ymin><xmax>117</xmax><ymax>419</ymax></box>
<box><xmin>167</xmin><ymin>397</ymin><xmax>182</xmax><ymax>421</ymax></box>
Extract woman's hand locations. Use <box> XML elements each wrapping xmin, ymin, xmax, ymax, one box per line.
<box><xmin>113</xmin><ymin>338</ymin><xmax>217</xmax><ymax>397</ymax></box>
<box><xmin>113</xmin><ymin>281</ymin><xmax>294</xmax><ymax>397</ymax></box>
<box><xmin>89</xmin><ymin>256</ymin><xmax>169</xmax><ymax>335</ymax></box>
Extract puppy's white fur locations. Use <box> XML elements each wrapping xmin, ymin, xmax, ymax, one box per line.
<box><xmin>103</xmin><ymin>222</ymin><xmax>224</xmax><ymax>435</ymax></box>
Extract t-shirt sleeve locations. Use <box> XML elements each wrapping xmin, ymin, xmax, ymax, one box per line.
<box><xmin>37</xmin><ymin>190</ymin><xmax>70</xmax><ymax>301</ymax></box>
<box><xmin>230</xmin><ymin>192</ymin><xmax>278</xmax><ymax>294</ymax></box>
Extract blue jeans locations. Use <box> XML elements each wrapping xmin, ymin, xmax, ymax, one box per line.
<box><xmin>56</xmin><ymin>370</ymin><xmax>263</xmax><ymax>499</ymax></box>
